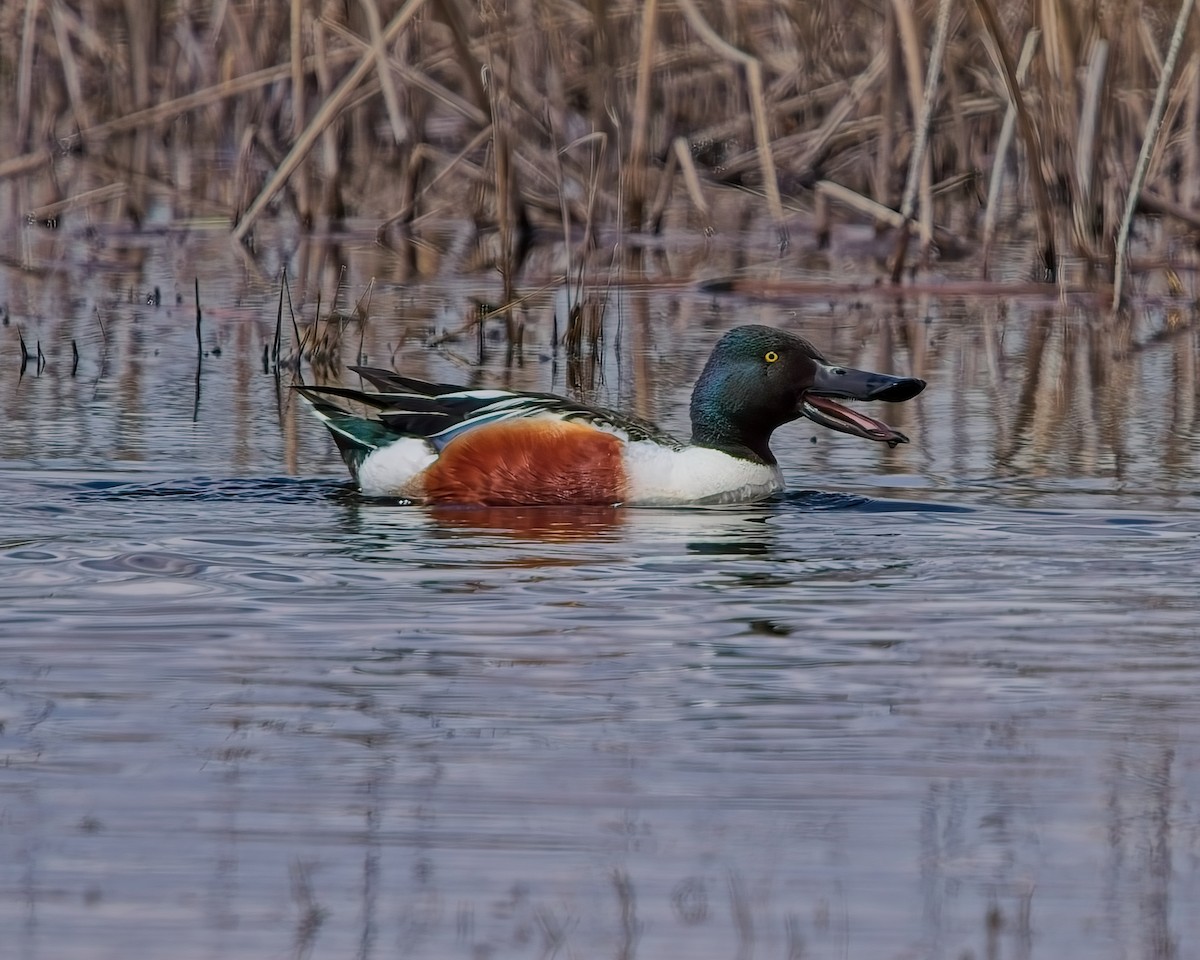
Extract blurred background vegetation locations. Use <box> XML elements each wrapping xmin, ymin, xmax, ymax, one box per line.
<box><xmin>2</xmin><ymin>0</ymin><xmax>1199</xmax><ymax>297</ymax></box>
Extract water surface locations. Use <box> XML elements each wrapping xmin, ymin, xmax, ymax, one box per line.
<box><xmin>2</xmin><ymin>227</ymin><xmax>1199</xmax><ymax>959</ymax></box>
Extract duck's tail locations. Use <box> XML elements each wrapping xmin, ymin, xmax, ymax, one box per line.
<box><xmin>293</xmin><ymin>385</ymin><xmax>410</xmax><ymax>476</ymax></box>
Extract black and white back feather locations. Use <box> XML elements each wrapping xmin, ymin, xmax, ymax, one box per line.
<box><xmin>295</xmin><ymin>368</ymin><xmax>682</xmax><ymax>455</ymax></box>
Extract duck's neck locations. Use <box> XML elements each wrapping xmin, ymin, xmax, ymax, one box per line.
<box><xmin>689</xmin><ymin>405</ymin><xmax>777</xmax><ymax>465</ymax></box>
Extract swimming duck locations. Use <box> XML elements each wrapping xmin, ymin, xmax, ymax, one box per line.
<box><xmin>295</xmin><ymin>324</ymin><xmax>925</xmax><ymax>505</ymax></box>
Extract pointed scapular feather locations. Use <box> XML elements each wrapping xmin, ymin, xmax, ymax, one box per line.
<box><xmin>349</xmin><ymin>367</ymin><xmax>466</xmax><ymax>396</ymax></box>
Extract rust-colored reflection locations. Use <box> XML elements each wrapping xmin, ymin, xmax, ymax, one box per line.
<box><xmin>426</xmin><ymin>504</ymin><xmax>624</xmax><ymax>543</ymax></box>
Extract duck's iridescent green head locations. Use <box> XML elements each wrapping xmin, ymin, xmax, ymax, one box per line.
<box><xmin>689</xmin><ymin>325</ymin><xmax>926</xmax><ymax>464</ymax></box>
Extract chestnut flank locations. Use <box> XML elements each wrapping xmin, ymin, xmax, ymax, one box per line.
<box><xmin>422</xmin><ymin>420</ymin><xmax>627</xmax><ymax>506</ymax></box>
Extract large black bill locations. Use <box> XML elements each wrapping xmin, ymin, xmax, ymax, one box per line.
<box><xmin>810</xmin><ymin>365</ymin><xmax>927</xmax><ymax>403</ymax></box>
<box><xmin>801</xmin><ymin>364</ymin><xmax>925</xmax><ymax>446</ymax></box>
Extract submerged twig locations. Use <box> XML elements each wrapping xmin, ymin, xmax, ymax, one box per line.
<box><xmin>273</xmin><ymin>268</ymin><xmax>286</xmax><ymax>365</ymax></box>
<box><xmin>193</xmin><ymin>277</ymin><xmax>203</xmax><ymax>421</ymax></box>
<box><xmin>18</xmin><ymin>327</ymin><xmax>30</xmax><ymax>376</ymax></box>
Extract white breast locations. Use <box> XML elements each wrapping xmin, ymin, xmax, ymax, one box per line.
<box><xmin>622</xmin><ymin>442</ymin><xmax>784</xmax><ymax>505</ymax></box>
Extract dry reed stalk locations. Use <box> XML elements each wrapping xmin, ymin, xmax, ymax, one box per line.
<box><xmin>1038</xmin><ymin>0</ymin><xmax>1076</xmax><ymax>84</ymax></box>
<box><xmin>564</xmin><ymin>296</ymin><xmax>604</xmax><ymax>364</ymax></box>
<box><xmin>625</xmin><ymin>0</ymin><xmax>660</xmax><ymax>231</ymax></box>
<box><xmin>430</xmin><ymin>0</ymin><xmax>489</xmax><ymax>114</ymax></box>
<box><xmin>311</xmin><ymin>20</ymin><xmax>344</xmax><ymax>225</ymax></box>
<box><xmin>880</xmin><ymin>0</ymin><xmax>925</xmax><ymax>233</ymax></box>
<box><xmin>291</xmin><ymin>0</ymin><xmax>305</xmax><ymax>137</ymax></box>
<box><xmin>812</xmin><ymin>179</ymin><xmax>962</xmax><ymax>255</ymax></box>
<box><xmin>981</xmin><ymin>29</ymin><xmax>1039</xmax><ymax>277</ymax></box>
<box><xmin>676</xmin><ymin>0</ymin><xmax>787</xmax><ymax>247</ymax></box>
<box><xmin>320</xmin><ymin>16</ymin><xmax>486</xmax><ymax>124</ymax></box>
<box><xmin>673</xmin><ymin>136</ymin><xmax>713</xmax><ymax>228</ymax></box>
<box><xmin>425</xmin><ymin>285</ymin><xmax>554</xmax><ymax>349</ymax></box>
<box><xmin>376</xmin><ymin>128</ymin><xmax>492</xmax><ymax>239</ymax></box>
<box><xmin>817</xmin><ymin>179</ymin><xmax>910</xmax><ymax>227</ymax></box>
<box><xmin>546</xmin><ymin>107</ymin><xmax>578</xmax><ymax>312</ymax></box>
<box><xmin>360</xmin><ymin>0</ymin><xmax>406</xmax><ymax>144</ymax></box>
<box><xmin>232</xmin><ymin>0</ymin><xmax>429</xmax><ymax>242</ymax></box>
<box><xmin>889</xmin><ymin>0</ymin><xmax>953</xmax><ymax>282</ymax></box>
<box><xmin>1187</xmin><ymin>52</ymin><xmax>1200</xmax><ymax>208</ymax></box>
<box><xmin>1035</xmin><ymin>0</ymin><xmax>1079</xmax><ymax>204</ymax></box>
<box><xmin>585</xmin><ymin>0</ymin><xmax>618</xmax><ymax>152</ymax></box>
<box><xmin>16</xmin><ymin>48</ymin><xmax>354</xmax><ymax>155</ymax></box>
<box><xmin>5</xmin><ymin>0</ymin><xmax>1196</xmax><ymax>300</ymax></box>
<box><xmin>15</xmin><ymin>0</ymin><xmax>42</xmax><ymax>152</ymax></box>
<box><xmin>915</xmin><ymin>1</ymin><xmax>955</xmax><ymax>258</ymax></box>
<box><xmin>575</xmin><ymin>130</ymin><xmax>610</xmax><ymax>269</ymax></box>
<box><xmin>892</xmin><ymin>0</ymin><xmax>924</xmax><ymax>142</ymax></box>
<box><xmin>814</xmin><ymin>185</ymin><xmax>830</xmax><ymax>247</ymax></box>
<box><xmin>1112</xmin><ymin>0</ymin><xmax>1196</xmax><ymax>311</ymax></box>
<box><xmin>788</xmin><ymin>48</ymin><xmax>888</xmax><ymax>183</ymax></box>
<box><xmin>50</xmin><ymin>1</ymin><xmax>111</xmax><ymax>62</ymax></box>
<box><xmin>875</xmin><ymin>4</ymin><xmax>900</xmax><ymax>205</ymax></box>
<box><xmin>1138</xmin><ymin>10</ymin><xmax>1165</xmax><ymax>77</ymax></box>
<box><xmin>1072</xmin><ymin>39</ymin><xmax>1108</xmax><ymax>259</ymax></box>
<box><xmin>939</xmin><ymin>24</ymin><xmax>974</xmax><ymax>197</ymax></box>
<box><xmin>26</xmin><ymin>182</ymin><xmax>127</xmax><ymax>220</ymax></box>
<box><xmin>290</xmin><ymin>0</ymin><xmax>311</xmax><ymax>225</ymax></box>
<box><xmin>484</xmin><ymin>63</ymin><xmax>518</xmax><ymax>341</ymax></box>
<box><xmin>49</xmin><ymin>0</ymin><xmax>90</xmax><ymax>134</ymax></box>
<box><xmin>0</xmin><ymin>149</ymin><xmax>54</xmax><ymax>182</ymax></box>
<box><xmin>230</xmin><ymin>125</ymin><xmax>257</xmax><ymax>223</ymax></box>
<box><xmin>693</xmin><ymin>77</ymin><xmax>862</xmax><ymax>157</ymax></box>
<box><xmin>1145</xmin><ymin>53</ymin><xmax>1199</xmax><ymax>196</ymax></box>
<box><xmin>645</xmin><ymin>144</ymin><xmax>678</xmax><ymax>233</ymax></box>
<box><xmin>974</xmin><ymin>0</ymin><xmax>1057</xmax><ymax>281</ymax></box>
<box><xmin>122</xmin><ymin>0</ymin><xmax>151</xmax><ymax>112</ymax></box>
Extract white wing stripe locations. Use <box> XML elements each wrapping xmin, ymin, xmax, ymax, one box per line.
<box><xmin>439</xmin><ymin>389</ymin><xmax>513</xmax><ymax>400</ymax></box>
<box><xmin>430</xmin><ymin>408</ymin><xmax>526</xmax><ymax>439</ymax></box>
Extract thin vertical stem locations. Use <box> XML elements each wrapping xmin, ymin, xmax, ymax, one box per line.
<box><xmin>1113</xmin><ymin>0</ymin><xmax>1195</xmax><ymax>310</ymax></box>
<box><xmin>973</xmin><ymin>0</ymin><xmax>1058</xmax><ymax>281</ymax></box>
<box><xmin>889</xmin><ymin>0</ymin><xmax>953</xmax><ymax>282</ymax></box>
<box><xmin>16</xmin><ymin>0</ymin><xmax>43</xmax><ymax>151</ymax></box>
<box><xmin>981</xmin><ymin>29</ymin><xmax>1039</xmax><ymax>277</ymax></box>
<box><xmin>626</xmin><ymin>0</ymin><xmax>659</xmax><ymax>232</ymax></box>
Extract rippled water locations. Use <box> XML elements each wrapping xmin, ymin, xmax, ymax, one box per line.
<box><xmin>3</xmin><ymin>229</ymin><xmax>1200</xmax><ymax>959</ymax></box>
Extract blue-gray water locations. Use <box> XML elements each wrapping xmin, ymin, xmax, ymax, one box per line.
<box><xmin>3</xmin><ymin>228</ymin><xmax>1200</xmax><ymax>959</ymax></box>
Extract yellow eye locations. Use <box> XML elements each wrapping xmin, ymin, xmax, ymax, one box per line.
<box><xmin>764</xmin><ymin>351</ymin><xmax>779</xmax><ymax>363</ymax></box>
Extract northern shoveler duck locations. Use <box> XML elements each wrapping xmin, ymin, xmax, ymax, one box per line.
<box><xmin>295</xmin><ymin>324</ymin><xmax>925</xmax><ymax>506</ymax></box>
